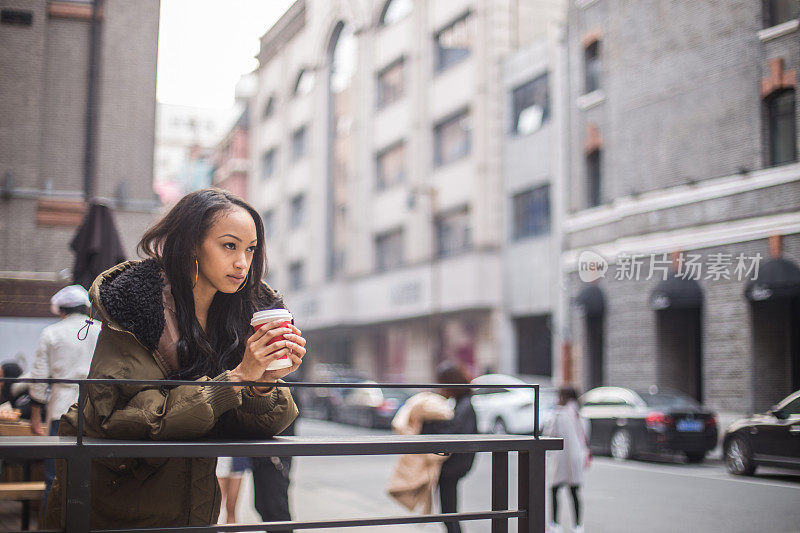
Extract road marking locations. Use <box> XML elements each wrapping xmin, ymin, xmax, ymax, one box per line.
<box><xmin>592</xmin><ymin>458</ymin><xmax>800</xmax><ymax>490</ymax></box>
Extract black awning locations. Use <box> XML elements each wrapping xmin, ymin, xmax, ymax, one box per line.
<box><xmin>744</xmin><ymin>258</ymin><xmax>800</xmax><ymax>302</ymax></box>
<box><xmin>575</xmin><ymin>284</ymin><xmax>605</xmax><ymax>317</ymax></box>
<box><xmin>650</xmin><ymin>275</ymin><xmax>703</xmax><ymax>310</ymax></box>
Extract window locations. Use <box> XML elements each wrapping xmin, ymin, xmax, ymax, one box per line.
<box><xmin>435</xmin><ymin>14</ymin><xmax>472</xmax><ymax>72</ymax></box>
<box><xmin>585</xmin><ymin>40</ymin><xmax>601</xmax><ymax>94</ymax></box>
<box><xmin>377</xmin><ymin>58</ymin><xmax>405</xmax><ymax>108</ymax></box>
<box><xmin>291</xmin><ymin>126</ymin><xmax>307</xmax><ymax>161</ymax></box>
<box><xmin>261</xmin><ymin>148</ymin><xmax>277</xmax><ymax>180</ymax></box>
<box><xmin>781</xmin><ymin>396</ymin><xmax>800</xmax><ymax>416</ymax></box>
<box><xmin>587</xmin><ymin>149</ymin><xmax>602</xmax><ymax>207</ymax></box>
<box><xmin>262</xmin><ymin>96</ymin><xmax>275</xmax><ymax>120</ymax></box>
<box><xmin>512</xmin><ymin>74</ymin><xmax>550</xmax><ymax>135</ymax></box>
<box><xmin>766</xmin><ymin>89</ymin><xmax>797</xmax><ymax>166</ymax></box>
<box><xmin>376</xmin><ymin>142</ymin><xmax>406</xmax><ymax>190</ymax></box>
<box><xmin>289</xmin><ymin>261</ymin><xmax>304</xmax><ymax>290</ymax></box>
<box><xmin>435</xmin><ymin>207</ymin><xmax>471</xmax><ymax>257</ymax></box>
<box><xmin>262</xmin><ymin>210</ymin><xmax>274</xmax><ymax>239</ymax></box>
<box><xmin>763</xmin><ymin>0</ymin><xmax>799</xmax><ymax>27</ymax></box>
<box><xmin>293</xmin><ymin>69</ymin><xmax>315</xmax><ymax>97</ymax></box>
<box><xmin>290</xmin><ymin>194</ymin><xmax>305</xmax><ymax>228</ymax></box>
<box><xmin>434</xmin><ymin>109</ymin><xmax>471</xmax><ymax>166</ymax></box>
<box><xmin>512</xmin><ymin>185</ymin><xmax>550</xmax><ymax>239</ymax></box>
<box><xmin>380</xmin><ymin>0</ymin><xmax>412</xmax><ymax>25</ymax></box>
<box><xmin>1</xmin><ymin>9</ymin><xmax>33</xmax><ymax>25</ymax></box>
<box><xmin>375</xmin><ymin>229</ymin><xmax>404</xmax><ymax>272</ymax></box>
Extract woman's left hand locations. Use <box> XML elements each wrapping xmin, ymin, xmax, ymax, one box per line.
<box><xmin>260</xmin><ymin>324</ymin><xmax>306</xmax><ymax>382</ymax></box>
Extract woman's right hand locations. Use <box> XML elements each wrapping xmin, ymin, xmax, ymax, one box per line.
<box><xmin>229</xmin><ymin>320</ymin><xmax>293</xmax><ymax>391</ymax></box>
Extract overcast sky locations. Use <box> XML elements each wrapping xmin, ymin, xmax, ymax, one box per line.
<box><xmin>156</xmin><ymin>0</ymin><xmax>293</xmax><ymax>109</ymax></box>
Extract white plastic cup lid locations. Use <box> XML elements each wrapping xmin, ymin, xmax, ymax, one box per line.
<box><xmin>251</xmin><ymin>308</ymin><xmax>293</xmax><ymax>326</ymax></box>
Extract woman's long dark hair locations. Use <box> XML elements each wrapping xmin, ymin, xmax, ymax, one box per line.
<box><xmin>138</xmin><ymin>188</ymin><xmax>278</xmax><ymax>380</ymax></box>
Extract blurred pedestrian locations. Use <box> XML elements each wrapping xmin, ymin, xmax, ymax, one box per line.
<box><xmin>28</xmin><ymin>284</ymin><xmax>100</xmax><ymax>507</ymax></box>
<box><xmin>421</xmin><ymin>361</ymin><xmax>478</xmax><ymax>533</ymax></box>
<box><xmin>250</xmin><ymin>376</ymin><xmax>299</xmax><ymax>532</ymax></box>
<box><xmin>543</xmin><ymin>386</ymin><xmax>590</xmax><ymax>533</ymax></box>
<box><xmin>388</xmin><ymin>389</ymin><xmax>454</xmax><ymax>515</ymax></box>
<box><xmin>216</xmin><ymin>456</ymin><xmax>251</xmax><ymax>524</ymax></box>
<box><xmin>44</xmin><ymin>188</ymin><xmax>302</xmax><ymax>529</ymax></box>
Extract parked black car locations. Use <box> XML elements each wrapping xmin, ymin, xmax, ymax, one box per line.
<box><xmin>333</xmin><ymin>382</ymin><xmax>413</xmax><ymax>429</ymax></box>
<box><xmin>723</xmin><ymin>390</ymin><xmax>800</xmax><ymax>476</ymax></box>
<box><xmin>581</xmin><ymin>386</ymin><xmax>718</xmax><ymax>463</ymax></box>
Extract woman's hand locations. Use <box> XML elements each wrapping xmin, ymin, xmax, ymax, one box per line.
<box><xmin>229</xmin><ymin>320</ymin><xmax>294</xmax><ymax>392</ymax></box>
<box><xmin>260</xmin><ymin>324</ymin><xmax>306</xmax><ymax>383</ymax></box>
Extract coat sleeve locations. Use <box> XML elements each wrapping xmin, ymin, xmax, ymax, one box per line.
<box><xmin>28</xmin><ymin>330</ymin><xmax>52</xmax><ymax>406</ymax></box>
<box><xmin>74</xmin><ymin>327</ymin><xmax>242</xmax><ymax>441</ymax></box>
<box><xmin>210</xmin><ymin>383</ymin><xmax>299</xmax><ymax>439</ymax></box>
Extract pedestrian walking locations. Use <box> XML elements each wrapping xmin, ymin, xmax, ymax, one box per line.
<box><xmin>250</xmin><ymin>375</ymin><xmax>299</xmax><ymax>532</ymax></box>
<box><xmin>28</xmin><ymin>284</ymin><xmax>100</xmax><ymax>507</ymax></box>
<box><xmin>216</xmin><ymin>456</ymin><xmax>251</xmax><ymax>524</ymax></box>
<box><xmin>543</xmin><ymin>386</ymin><xmax>591</xmax><ymax>533</ymax></box>
<box><xmin>44</xmin><ymin>188</ymin><xmax>304</xmax><ymax>529</ymax></box>
<box><xmin>421</xmin><ymin>361</ymin><xmax>478</xmax><ymax>533</ymax></box>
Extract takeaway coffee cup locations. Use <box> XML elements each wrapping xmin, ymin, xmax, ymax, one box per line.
<box><xmin>250</xmin><ymin>309</ymin><xmax>294</xmax><ymax>371</ymax></box>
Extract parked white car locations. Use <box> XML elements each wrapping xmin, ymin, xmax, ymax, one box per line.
<box><xmin>470</xmin><ymin>374</ymin><xmax>557</xmax><ymax>434</ymax></box>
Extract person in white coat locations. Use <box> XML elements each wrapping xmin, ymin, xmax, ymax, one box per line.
<box><xmin>28</xmin><ymin>284</ymin><xmax>100</xmax><ymax>506</ymax></box>
<box><xmin>543</xmin><ymin>387</ymin><xmax>590</xmax><ymax>533</ymax></box>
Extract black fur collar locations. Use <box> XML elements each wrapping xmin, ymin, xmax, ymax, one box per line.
<box><xmin>98</xmin><ymin>259</ymin><xmax>165</xmax><ymax>352</ymax></box>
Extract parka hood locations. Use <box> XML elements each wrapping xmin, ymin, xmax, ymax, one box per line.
<box><xmin>89</xmin><ymin>259</ymin><xmax>166</xmax><ymax>352</ymax></box>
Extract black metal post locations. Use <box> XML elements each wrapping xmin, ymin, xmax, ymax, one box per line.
<box><xmin>491</xmin><ymin>451</ymin><xmax>508</xmax><ymax>533</ymax></box>
<box><xmin>64</xmin><ymin>454</ymin><xmax>92</xmax><ymax>533</ymax></box>
<box><xmin>517</xmin><ymin>450</ymin><xmax>546</xmax><ymax>533</ymax></box>
<box><xmin>534</xmin><ymin>385</ymin><xmax>540</xmax><ymax>439</ymax></box>
<box><xmin>77</xmin><ymin>382</ymin><xmax>85</xmax><ymax>446</ymax></box>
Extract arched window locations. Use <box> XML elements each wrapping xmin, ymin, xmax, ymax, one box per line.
<box><xmin>293</xmin><ymin>69</ymin><xmax>315</xmax><ymax>97</ymax></box>
<box><xmin>584</xmin><ymin>40</ymin><xmax>601</xmax><ymax>94</ymax></box>
<box><xmin>379</xmin><ymin>0</ymin><xmax>412</xmax><ymax>26</ymax></box>
<box><xmin>766</xmin><ymin>88</ymin><xmax>797</xmax><ymax>166</ymax></box>
<box><xmin>327</xmin><ymin>22</ymin><xmax>358</xmax><ymax>278</ymax></box>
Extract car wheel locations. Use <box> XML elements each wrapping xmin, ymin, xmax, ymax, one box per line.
<box><xmin>492</xmin><ymin>419</ymin><xmax>508</xmax><ymax>435</ymax></box>
<box><xmin>610</xmin><ymin>428</ymin><xmax>634</xmax><ymax>460</ymax></box>
<box><xmin>725</xmin><ymin>435</ymin><xmax>756</xmax><ymax>476</ymax></box>
<box><xmin>685</xmin><ymin>451</ymin><xmax>706</xmax><ymax>464</ymax></box>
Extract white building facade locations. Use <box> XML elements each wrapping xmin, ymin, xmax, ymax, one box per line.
<box><xmin>251</xmin><ymin>0</ymin><xmax>564</xmax><ymax>382</ymax></box>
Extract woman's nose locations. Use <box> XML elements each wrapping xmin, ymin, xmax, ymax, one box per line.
<box><xmin>234</xmin><ymin>255</ymin><xmax>248</xmax><ymax>270</ymax></box>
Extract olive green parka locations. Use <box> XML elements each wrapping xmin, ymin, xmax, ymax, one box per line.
<box><xmin>45</xmin><ymin>260</ymin><xmax>299</xmax><ymax>528</ymax></box>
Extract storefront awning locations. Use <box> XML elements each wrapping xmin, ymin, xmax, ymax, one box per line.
<box><xmin>744</xmin><ymin>258</ymin><xmax>800</xmax><ymax>302</ymax></box>
<box><xmin>650</xmin><ymin>276</ymin><xmax>703</xmax><ymax>310</ymax></box>
<box><xmin>575</xmin><ymin>284</ymin><xmax>605</xmax><ymax>317</ymax></box>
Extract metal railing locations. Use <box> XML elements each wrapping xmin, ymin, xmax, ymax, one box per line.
<box><xmin>0</xmin><ymin>377</ymin><xmax>562</xmax><ymax>533</ymax></box>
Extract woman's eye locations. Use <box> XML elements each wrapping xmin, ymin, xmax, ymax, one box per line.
<box><xmin>246</xmin><ymin>246</ymin><xmax>256</xmax><ymax>253</ymax></box>
<box><xmin>224</xmin><ymin>242</ymin><xmax>236</xmax><ymax>250</ymax></box>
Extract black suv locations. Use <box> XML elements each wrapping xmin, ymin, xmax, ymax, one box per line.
<box><xmin>723</xmin><ymin>390</ymin><xmax>800</xmax><ymax>475</ymax></box>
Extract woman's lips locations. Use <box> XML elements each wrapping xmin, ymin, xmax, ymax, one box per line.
<box><xmin>227</xmin><ymin>275</ymin><xmax>244</xmax><ymax>283</ymax></box>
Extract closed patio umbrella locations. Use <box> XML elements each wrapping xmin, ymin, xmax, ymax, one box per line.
<box><xmin>70</xmin><ymin>202</ymin><xmax>126</xmax><ymax>290</ymax></box>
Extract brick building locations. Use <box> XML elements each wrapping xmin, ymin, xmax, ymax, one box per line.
<box><xmin>563</xmin><ymin>0</ymin><xmax>800</xmax><ymax>415</ymax></box>
<box><xmin>0</xmin><ymin>0</ymin><xmax>160</xmax><ymax>365</ymax></box>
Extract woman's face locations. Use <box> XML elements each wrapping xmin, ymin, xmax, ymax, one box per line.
<box><xmin>196</xmin><ymin>207</ymin><xmax>258</xmax><ymax>294</ymax></box>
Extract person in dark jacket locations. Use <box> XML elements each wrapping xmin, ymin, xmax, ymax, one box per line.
<box><xmin>250</xmin><ymin>375</ymin><xmax>300</xmax><ymax>532</ymax></box>
<box><xmin>421</xmin><ymin>361</ymin><xmax>478</xmax><ymax>533</ymax></box>
<box><xmin>44</xmin><ymin>188</ymin><xmax>304</xmax><ymax>529</ymax></box>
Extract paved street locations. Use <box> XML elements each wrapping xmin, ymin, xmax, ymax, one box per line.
<box><xmin>221</xmin><ymin>418</ymin><xmax>800</xmax><ymax>533</ymax></box>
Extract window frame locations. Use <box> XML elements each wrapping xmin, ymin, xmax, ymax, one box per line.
<box><xmin>376</xmin><ymin>56</ymin><xmax>406</xmax><ymax>109</ymax></box>
<box><xmin>376</xmin><ymin>140</ymin><xmax>407</xmax><ymax>191</ymax></box>
<box><xmin>511</xmin><ymin>184</ymin><xmax>551</xmax><ymax>240</ymax></box>
<box><xmin>435</xmin><ymin>206</ymin><xmax>472</xmax><ymax>258</ymax></box>
<box><xmin>291</xmin><ymin>125</ymin><xmax>308</xmax><ymax>161</ymax></box>
<box><xmin>763</xmin><ymin>0</ymin><xmax>799</xmax><ymax>28</ymax></box>
<box><xmin>584</xmin><ymin>40</ymin><xmax>601</xmax><ymax>94</ymax></box>
<box><xmin>765</xmin><ymin>88</ymin><xmax>797</xmax><ymax>166</ymax></box>
<box><xmin>433</xmin><ymin>108</ymin><xmax>471</xmax><ymax>167</ymax></box>
<box><xmin>261</xmin><ymin>148</ymin><xmax>278</xmax><ymax>181</ymax></box>
<box><xmin>511</xmin><ymin>73</ymin><xmax>550</xmax><ymax>136</ymax></box>
<box><xmin>289</xmin><ymin>193</ymin><xmax>306</xmax><ymax>228</ymax></box>
<box><xmin>434</xmin><ymin>12</ymin><xmax>473</xmax><ymax>73</ymax></box>
<box><xmin>374</xmin><ymin>228</ymin><xmax>405</xmax><ymax>272</ymax></box>
<box><xmin>586</xmin><ymin>148</ymin><xmax>602</xmax><ymax>207</ymax></box>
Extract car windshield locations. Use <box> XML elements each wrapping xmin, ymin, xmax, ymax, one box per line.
<box><xmin>638</xmin><ymin>391</ymin><xmax>699</xmax><ymax>409</ymax></box>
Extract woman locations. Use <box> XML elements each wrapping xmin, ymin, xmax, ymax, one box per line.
<box><xmin>421</xmin><ymin>361</ymin><xmax>478</xmax><ymax>533</ymax></box>
<box><xmin>45</xmin><ymin>188</ymin><xmax>304</xmax><ymax>528</ymax></box>
<box><xmin>216</xmin><ymin>456</ymin><xmax>250</xmax><ymax>524</ymax></box>
<box><xmin>544</xmin><ymin>387</ymin><xmax>590</xmax><ymax>533</ymax></box>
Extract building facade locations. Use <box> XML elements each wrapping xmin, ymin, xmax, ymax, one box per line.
<box><xmin>563</xmin><ymin>0</ymin><xmax>800</xmax><ymax>415</ymax></box>
<box><xmin>0</xmin><ymin>0</ymin><xmax>160</xmax><ymax>365</ymax></box>
<box><xmin>251</xmin><ymin>0</ymin><xmax>564</xmax><ymax>382</ymax></box>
